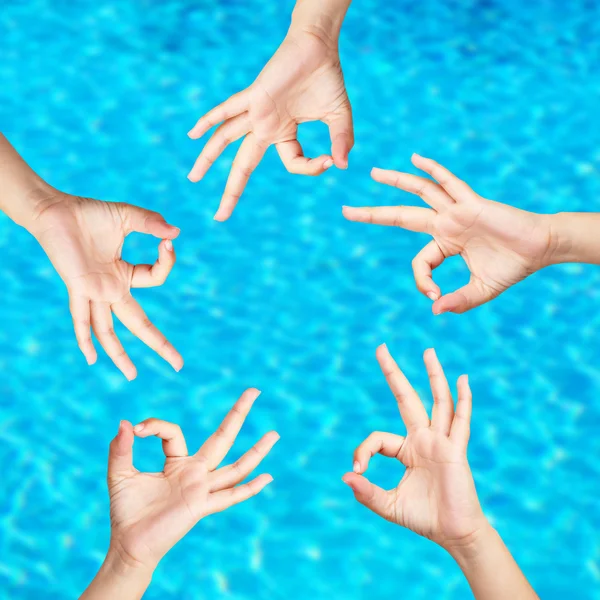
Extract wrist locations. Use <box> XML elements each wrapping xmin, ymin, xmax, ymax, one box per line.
<box><xmin>544</xmin><ymin>212</ymin><xmax>576</xmax><ymax>266</ymax></box>
<box><xmin>443</xmin><ymin>521</ymin><xmax>498</xmax><ymax>568</ymax></box>
<box><xmin>81</xmin><ymin>546</ymin><xmax>154</xmax><ymax>600</ymax></box>
<box><xmin>1</xmin><ymin>178</ymin><xmax>60</xmax><ymax>233</ymax></box>
<box><xmin>290</xmin><ymin>0</ymin><xmax>350</xmax><ymax>48</ymax></box>
<box><xmin>98</xmin><ymin>546</ymin><xmax>154</xmax><ymax>594</ymax></box>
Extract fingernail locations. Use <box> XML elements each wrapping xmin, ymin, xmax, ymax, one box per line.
<box><xmin>118</xmin><ymin>420</ymin><xmax>126</xmax><ymax>432</ymax></box>
<box><xmin>265</xmin><ymin>474</ymin><xmax>274</xmax><ymax>484</ymax></box>
<box><xmin>433</xmin><ymin>308</ymin><xmax>443</xmax><ymax>316</ymax></box>
<box><xmin>134</xmin><ymin>424</ymin><xmax>144</xmax><ymax>433</ymax></box>
<box><xmin>323</xmin><ymin>158</ymin><xmax>334</xmax><ymax>169</ymax></box>
<box><xmin>214</xmin><ymin>210</ymin><xmax>227</xmax><ymax>222</ymax></box>
<box><xmin>341</xmin><ymin>475</ymin><xmax>354</xmax><ymax>489</ymax></box>
<box><xmin>165</xmin><ymin>239</ymin><xmax>173</xmax><ymax>251</ymax></box>
<box><xmin>170</xmin><ymin>226</ymin><xmax>181</xmax><ymax>235</ymax></box>
<box><xmin>427</xmin><ymin>292</ymin><xmax>439</xmax><ymax>301</ymax></box>
<box><xmin>353</xmin><ymin>461</ymin><xmax>360</xmax><ymax>473</ymax></box>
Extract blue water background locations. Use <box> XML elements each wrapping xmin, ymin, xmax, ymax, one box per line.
<box><xmin>1</xmin><ymin>0</ymin><xmax>600</xmax><ymax>598</ymax></box>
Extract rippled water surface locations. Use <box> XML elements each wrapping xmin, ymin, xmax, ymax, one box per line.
<box><xmin>1</xmin><ymin>0</ymin><xmax>600</xmax><ymax>598</ymax></box>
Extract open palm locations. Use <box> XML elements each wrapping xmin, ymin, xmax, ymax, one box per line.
<box><xmin>32</xmin><ymin>192</ymin><xmax>183</xmax><ymax>379</ymax></box>
<box><xmin>343</xmin><ymin>154</ymin><xmax>553</xmax><ymax>315</ymax></box>
<box><xmin>107</xmin><ymin>389</ymin><xmax>278</xmax><ymax>570</ymax></box>
<box><xmin>188</xmin><ymin>30</ymin><xmax>353</xmax><ymax>221</ymax></box>
<box><xmin>343</xmin><ymin>346</ymin><xmax>486</xmax><ymax>549</ymax></box>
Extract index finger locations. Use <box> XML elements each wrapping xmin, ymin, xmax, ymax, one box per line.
<box><xmin>214</xmin><ymin>134</ymin><xmax>267</xmax><ymax>221</ymax></box>
<box><xmin>196</xmin><ymin>388</ymin><xmax>261</xmax><ymax>469</ymax></box>
<box><xmin>376</xmin><ymin>344</ymin><xmax>430</xmax><ymax>431</ymax></box>
<box><xmin>131</xmin><ymin>239</ymin><xmax>176</xmax><ymax>289</ymax></box>
<box><xmin>111</xmin><ymin>295</ymin><xmax>184</xmax><ymax>372</ymax></box>
<box><xmin>342</xmin><ymin>205</ymin><xmax>435</xmax><ymax>234</ymax></box>
<box><xmin>133</xmin><ymin>418</ymin><xmax>188</xmax><ymax>457</ymax></box>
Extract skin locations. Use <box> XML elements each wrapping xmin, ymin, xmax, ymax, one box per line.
<box><xmin>188</xmin><ymin>0</ymin><xmax>353</xmax><ymax>221</ymax></box>
<box><xmin>342</xmin><ymin>153</ymin><xmax>578</xmax><ymax>315</ymax></box>
<box><xmin>81</xmin><ymin>388</ymin><xmax>279</xmax><ymax>600</ymax></box>
<box><xmin>0</xmin><ymin>134</ymin><xmax>182</xmax><ymax>379</ymax></box>
<box><xmin>343</xmin><ymin>345</ymin><xmax>539</xmax><ymax>600</ymax></box>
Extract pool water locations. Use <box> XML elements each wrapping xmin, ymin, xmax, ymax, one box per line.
<box><xmin>1</xmin><ymin>0</ymin><xmax>600</xmax><ymax>598</ymax></box>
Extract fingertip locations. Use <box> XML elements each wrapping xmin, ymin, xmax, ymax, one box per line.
<box><xmin>263</xmin><ymin>473</ymin><xmax>274</xmax><ymax>485</ymax></box>
<box><xmin>124</xmin><ymin>367</ymin><xmax>138</xmax><ymax>382</ymax></box>
<box><xmin>164</xmin><ymin>239</ymin><xmax>173</xmax><ymax>252</ymax></box>
<box><xmin>432</xmin><ymin>301</ymin><xmax>445</xmax><ymax>316</ymax></box>
<box><xmin>353</xmin><ymin>460</ymin><xmax>361</xmax><ymax>473</ymax></box>
<box><xmin>323</xmin><ymin>157</ymin><xmax>334</xmax><ymax>169</ymax></box>
<box><xmin>426</xmin><ymin>291</ymin><xmax>440</xmax><ymax>302</ymax></box>
<box><xmin>341</xmin><ymin>205</ymin><xmax>356</xmax><ymax>219</ymax></box>
<box><xmin>376</xmin><ymin>343</ymin><xmax>389</xmax><ymax>358</ymax></box>
<box><xmin>172</xmin><ymin>355</ymin><xmax>184</xmax><ymax>372</ymax></box>
<box><xmin>213</xmin><ymin>208</ymin><xmax>230</xmax><ymax>222</ymax></box>
<box><xmin>342</xmin><ymin>473</ymin><xmax>357</xmax><ymax>491</ymax></box>
<box><xmin>423</xmin><ymin>347</ymin><xmax>436</xmax><ymax>360</ymax></box>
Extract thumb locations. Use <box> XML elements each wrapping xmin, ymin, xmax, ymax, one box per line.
<box><xmin>121</xmin><ymin>204</ymin><xmax>180</xmax><ymax>240</ymax></box>
<box><xmin>327</xmin><ymin>103</ymin><xmax>354</xmax><ymax>170</ymax></box>
<box><xmin>342</xmin><ymin>473</ymin><xmax>392</xmax><ymax>520</ymax></box>
<box><xmin>432</xmin><ymin>279</ymin><xmax>493</xmax><ymax>315</ymax></box>
<box><xmin>108</xmin><ymin>420</ymin><xmax>135</xmax><ymax>480</ymax></box>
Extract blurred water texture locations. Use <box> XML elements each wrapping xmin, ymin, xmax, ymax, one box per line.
<box><xmin>1</xmin><ymin>0</ymin><xmax>600</xmax><ymax>598</ymax></box>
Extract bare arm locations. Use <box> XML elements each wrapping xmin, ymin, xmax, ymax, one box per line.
<box><xmin>344</xmin><ymin>154</ymin><xmax>600</xmax><ymax>315</ymax></box>
<box><xmin>187</xmin><ymin>0</ymin><xmax>354</xmax><ymax>220</ymax></box>
<box><xmin>547</xmin><ymin>212</ymin><xmax>600</xmax><ymax>265</ymax></box>
<box><xmin>0</xmin><ymin>133</ymin><xmax>56</xmax><ymax>229</ymax></box>
<box><xmin>343</xmin><ymin>346</ymin><xmax>538</xmax><ymax>599</ymax></box>
<box><xmin>79</xmin><ymin>390</ymin><xmax>278</xmax><ymax>599</ymax></box>
<box><xmin>80</xmin><ymin>552</ymin><xmax>152</xmax><ymax>600</ymax></box>
<box><xmin>448</xmin><ymin>525</ymin><xmax>538</xmax><ymax>600</ymax></box>
<box><xmin>291</xmin><ymin>0</ymin><xmax>352</xmax><ymax>38</ymax></box>
<box><xmin>0</xmin><ymin>133</ymin><xmax>182</xmax><ymax>378</ymax></box>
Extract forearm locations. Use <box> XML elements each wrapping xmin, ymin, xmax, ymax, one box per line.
<box><xmin>290</xmin><ymin>0</ymin><xmax>351</xmax><ymax>43</ymax></box>
<box><xmin>80</xmin><ymin>549</ymin><xmax>153</xmax><ymax>600</ymax></box>
<box><xmin>546</xmin><ymin>212</ymin><xmax>600</xmax><ymax>266</ymax></box>
<box><xmin>447</xmin><ymin>524</ymin><xmax>538</xmax><ymax>600</ymax></box>
<box><xmin>0</xmin><ymin>133</ymin><xmax>55</xmax><ymax>230</ymax></box>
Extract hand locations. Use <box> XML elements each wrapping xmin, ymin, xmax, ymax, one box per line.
<box><xmin>342</xmin><ymin>154</ymin><xmax>554</xmax><ymax>315</ymax></box>
<box><xmin>30</xmin><ymin>191</ymin><xmax>183</xmax><ymax>379</ymax></box>
<box><xmin>342</xmin><ymin>345</ymin><xmax>488</xmax><ymax>550</ymax></box>
<box><xmin>107</xmin><ymin>388</ymin><xmax>278</xmax><ymax>571</ymax></box>
<box><xmin>187</xmin><ymin>27</ymin><xmax>353</xmax><ymax>221</ymax></box>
